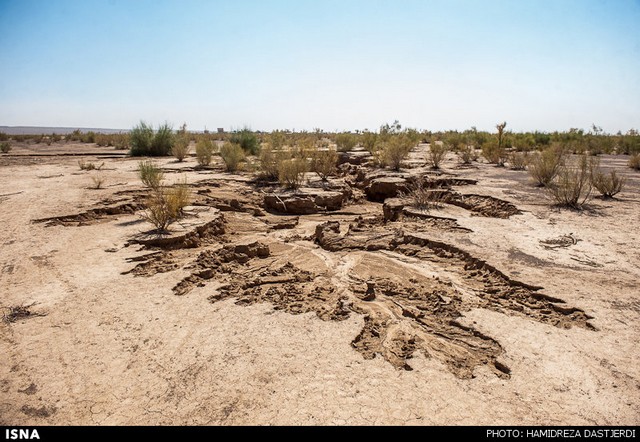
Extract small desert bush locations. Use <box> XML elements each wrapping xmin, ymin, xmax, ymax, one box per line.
<box><xmin>361</xmin><ymin>132</ymin><xmax>379</xmax><ymax>153</ymax></box>
<box><xmin>278</xmin><ymin>157</ymin><xmax>308</xmax><ymax>189</ymax></box>
<box><xmin>482</xmin><ymin>139</ymin><xmax>507</xmax><ymax>166</ymax></box>
<box><xmin>195</xmin><ymin>138</ymin><xmax>215</xmax><ymax>167</ymax></box>
<box><xmin>591</xmin><ymin>168</ymin><xmax>625</xmax><ymax>198</ymax></box>
<box><xmin>78</xmin><ymin>159</ymin><xmax>104</xmax><ymax>171</ymax></box>
<box><xmin>310</xmin><ymin>148</ymin><xmax>338</xmax><ymax>180</ymax></box>
<box><xmin>142</xmin><ymin>182</ymin><xmax>190</xmax><ymax>232</ymax></box>
<box><xmin>528</xmin><ymin>145</ymin><xmax>566</xmax><ymax>186</ymax></box>
<box><xmin>259</xmin><ymin>144</ymin><xmax>287</xmax><ymax>180</ymax></box>
<box><xmin>509</xmin><ymin>151</ymin><xmax>530</xmax><ymax>170</ymax></box>
<box><xmin>1</xmin><ymin>142</ymin><xmax>12</xmax><ymax>153</ymax></box>
<box><xmin>335</xmin><ymin>133</ymin><xmax>357</xmax><ymax>152</ymax></box>
<box><xmin>399</xmin><ymin>178</ymin><xmax>446</xmax><ymax>211</ymax></box>
<box><xmin>380</xmin><ymin>134</ymin><xmax>414</xmax><ymax>171</ymax></box>
<box><xmin>172</xmin><ymin>135</ymin><xmax>189</xmax><ymax>162</ymax></box>
<box><xmin>230</xmin><ymin>128</ymin><xmax>259</xmax><ymax>155</ymax></box>
<box><xmin>220</xmin><ymin>142</ymin><xmax>245</xmax><ymax>172</ymax></box>
<box><xmin>546</xmin><ymin>155</ymin><xmax>594</xmax><ymax>209</ymax></box>
<box><xmin>427</xmin><ymin>141</ymin><xmax>448</xmax><ymax>169</ymax></box>
<box><xmin>458</xmin><ymin>144</ymin><xmax>478</xmax><ymax>164</ymax></box>
<box><xmin>269</xmin><ymin>130</ymin><xmax>287</xmax><ymax>149</ymax></box>
<box><xmin>130</xmin><ymin>122</ymin><xmax>174</xmax><ymax>156</ymax></box>
<box><xmin>629</xmin><ymin>154</ymin><xmax>640</xmax><ymax>170</ymax></box>
<box><xmin>138</xmin><ymin>160</ymin><xmax>164</xmax><ymax>189</ymax></box>
<box><xmin>91</xmin><ymin>174</ymin><xmax>105</xmax><ymax>189</ymax></box>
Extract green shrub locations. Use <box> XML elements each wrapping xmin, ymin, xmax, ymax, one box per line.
<box><xmin>335</xmin><ymin>132</ymin><xmax>357</xmax><ymax>152</ymax></box>
<box><xmin>195</xmin><ymin>138</ymin><xmax>215</xmax><ymax>166</ymax></box>
<box><xmin>427</xmin><ymin>141</ymin><xmax>448</xmax><ymax>169</ymax></box>
<box><xmin>220</xmin><ymin>142</ymin><xmax>245</xmax><ymax>172</ymax></box>
<box><xmin>380</xmin><ymin>134</ymin><xmax>415</xmax><ymax>171</ymax></box>
<box><xmin>138</xmin><ymin>160</ymin><xmax>164</xmax><ymax>189</ymax></box>
<box><xmin>0</xmin><ymin>142</ymin><xmax>11</xmax><ymax>153</ymax></box>
<box><xmin>230</xmin><ymin>127</ymin><xmax>259</xmax><ymax>155</ymax></box>
<box><xmin>310</xmin><ymin>148</ymin><xmax>338</xmax><ymax>180</ymax></box>
<box><xmin>361</xmin><ymin>132</ymin><xmax>378</xmax><ymax>153</ymax></box>
<box><xmin>130</xmin><ymin>122</ymin><xmax>174</xmax><ymax>156</ymax></box>
<box><xmin>528</xmin><ymin>145</ymin><xmax>565</xmax><ymax>186</ymax></box>
<box><xmin>278</xmin><ymin>157</ymin><xmax>308</xmax><ymax>189</ymax></box>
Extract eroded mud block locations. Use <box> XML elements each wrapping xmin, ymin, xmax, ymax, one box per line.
<box><xmin>128</xmin><ymin>207</ymin><xmax>225</xmax><ymax>250</ymax></box>
<box><xmin>263</xmin><ymin>188</ymin><xmax>349</xmax><ymax>214</ymax></box>
<box><xmin>33</xmin><ymin>201</ymin><xmax>145</xmax><ymax>226</ymax></box>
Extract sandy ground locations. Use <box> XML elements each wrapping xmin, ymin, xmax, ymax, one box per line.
<box><xmin>0</xmin><ymin>142</ymin><xmax>638</xmax><ymax>425</ymax></box>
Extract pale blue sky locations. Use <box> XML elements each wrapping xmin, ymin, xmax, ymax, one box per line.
<box><xmin>0</xmin><ymin>0</ymin><xmax>638</xmax><ymax>132</ymax></box>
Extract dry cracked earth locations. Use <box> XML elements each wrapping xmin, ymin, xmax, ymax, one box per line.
<box><xmin>0</xmin><ymin>142</ymin><xmax>638</xmax><ymax>425</ymax></box>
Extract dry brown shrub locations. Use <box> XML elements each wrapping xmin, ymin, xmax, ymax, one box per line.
<box><xmin>427</xmin><ymin>141</ymin><xmax>449</xmax><ymax>169</ymax></box>
<box><xmin>172</xmin><ymin>135</ymin><xmax>189</xmax><ymax>162</ymax></box>
<box><xmin>142</xmin><ymin>179</ymin><xmax>190</xmax><ymax>231</ymax></box>
<box><xmin>278</xmin><ymin>157</ymin><xmax>308</xmax><ymax>189</ymax></box>
<box><xmin>546</xmin><ymin>155</ymin><xmax>594</xmax><ymax>209</ymax></box>
<box><xmin>509</xmin><ymin>151</ymin><xmax>530</xmax><ymax>170</ymax></box>
<box><xmin>528</xmin><ymin>144</ymin><xmax>565</xmax><ymax>186</ymax></box>
<box><xmin>591</xmin><ymin>169</ymin><xmax>625</xmax><ymax>198</ymax></box>
<box><xmin>629</xmin><ymin>154</ymin><xmax>640</xmax><ymax>170</ymax></box>
<box><xmin>310</xmin><ymin>148</ymin><xmax>338</xmax><ymax>180</ymax></box>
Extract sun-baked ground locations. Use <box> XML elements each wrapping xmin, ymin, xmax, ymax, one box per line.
<box><xmin>0</xmin><ymin>141</ymin><xmax>638</xmax><ymax>425</ymax></box>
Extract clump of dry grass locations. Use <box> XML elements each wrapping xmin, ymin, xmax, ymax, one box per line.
<box><xmin>310</xmin><ymin>148</ymin><xmax>338</xmax><ymax>181</ymax></box>
<box><xmin>78</xmin><ymin>159</ymin><xmax>104</xmax><ymax>171</ymax></box>
<box><xmin>591</xmin><ymin>168</ymin><xmax>625</xmax><ymax>198</ymax></box>
<box><xmin>195</xmin><ymin>138</ymin><xmax>215</xmax><ymax>167</ymax></box>
<box><xmin>546</xmin><ymin>155</ymin><xmax>594</xmax><ymax>209</ymax></box>
<box><xmin>380</xmin><ymin>134</ymin><xmax>415</xmax><ymax>171</ymax></box>
<box><xmin>220</xmin><ymin>142</ymin><xmax>245</xmax><ymax>172</ymax></box>
<box><xmin>278</xmin><ymin>157</ymin><xmax>308</xmax><ymax>189</ymax></box>
<box><xmin>138</xmin><ymin>160</ymin><xmax>164</xmax><ymax>189</ymax></box>
<box><xmin>528</xmin><ymin>145</ymin><xmax>565</xmax><ymax>186</ymax></box>
<box><xmin>458</xmin><ymin>144</ymin><xmax>478</xmax><ymax>164</ymax></box>
<box><xmin>629</xmin><ymin>154</ymin><xmax>640</xmax><ymax>170</ymax></box>
<box><xmin>399</xmin><ymin>178</ymin><xmax>446</xmax><ymax>211</ymax></box>
<box><xmin>427</xmin><ymin>141</ymin><xmax>448</xmax><ymax>169</ymax></box>
<box><xmin>509</xmin><ymin>151</ymin><xmax>530</xmax><ymax>170</ymax></box>
<box><xmin>90</xmin><ymin>174</ymin><xmax>105</xmax><ymax>189</ymax></box>
<box><xmin>142</xmin><ymin>178</ymin><xmax>190</xmax><ymax>232</ymax></box>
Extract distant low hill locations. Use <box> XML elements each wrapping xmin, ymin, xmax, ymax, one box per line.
<box><xmin>0</xmin><ymin>126</ymin><xmax>128</xmax><ymax>135</ymax></box>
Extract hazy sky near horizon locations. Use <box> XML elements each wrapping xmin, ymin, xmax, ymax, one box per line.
<box><xmin>0</xmin><ymin>0</ymin><xmax>639</xmax><ymax>133</ymax></box>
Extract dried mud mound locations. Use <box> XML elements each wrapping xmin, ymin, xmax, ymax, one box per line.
<box><xmin>32</xmin><ymin>199</ymin><xmax>144</xmax><ymax>226</ymax></box>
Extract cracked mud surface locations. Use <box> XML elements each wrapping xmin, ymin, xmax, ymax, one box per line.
<box><xmin>1</xmin><ymin>147</ymin><xmax>638</xmax><ymax>425</ymax></box>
